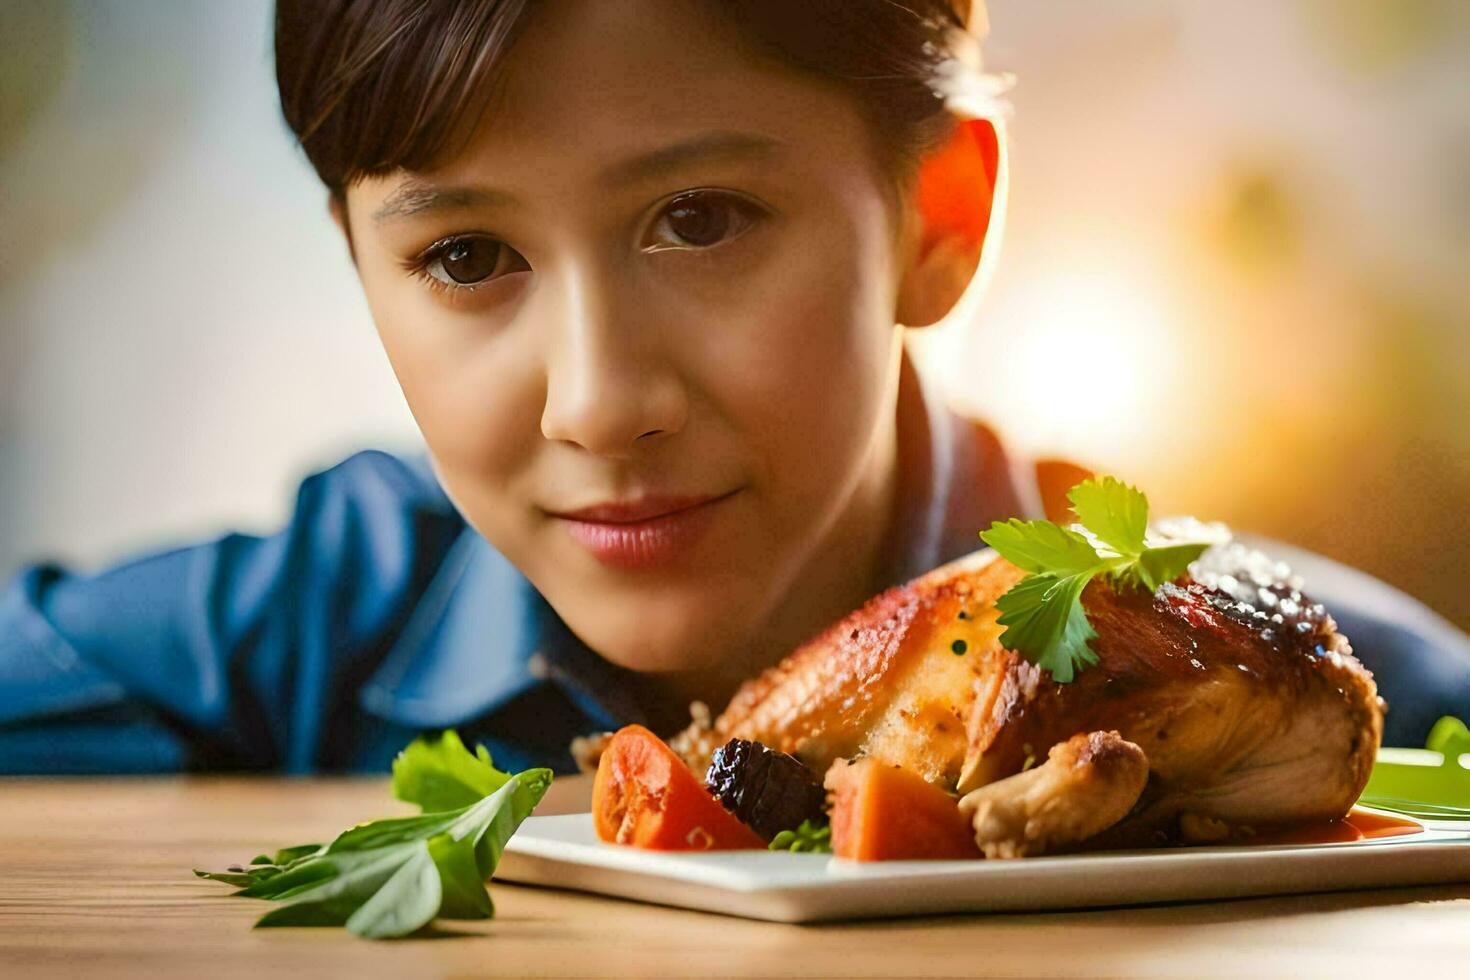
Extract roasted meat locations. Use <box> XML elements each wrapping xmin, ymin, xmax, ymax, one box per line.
<box><xmin>672</xmin><ymin>548</ymin><xmax>1009</xmax><ymax>787</ymax></box>
<box><xmin>960</xmin><ymin>730</ymin><xmax>1149</xmax><ymax>858</ymax></box>
<box><xmin>671</xmin><ymin>535</ymin><xmax>1383</xmax><ymax>855</ymax></box>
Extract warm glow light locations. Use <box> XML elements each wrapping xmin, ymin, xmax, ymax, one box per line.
<box><xmin>932</xmin><ymin>253</ymin><xmax>1183</xmax><ymax>467</ymax></box>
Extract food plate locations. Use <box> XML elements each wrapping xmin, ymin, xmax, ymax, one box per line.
<box><xmin>497</xmin><ymin>809</ymin><xmax>1470</xmax><ymax>922</ymax></box>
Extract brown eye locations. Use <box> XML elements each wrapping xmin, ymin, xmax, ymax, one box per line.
<box><xmin>424</xmin><ymin>236</ymin><xmax>527</xmax><ymax>287</ymax></box>
<box><xmin>665</xmin><ymin>194</ymin><xmax>729</xmax><ymax>246</ymax></box>
<box><xmin>645</xmin><ymin>190</ymin><xmax>766</xmax><ymax>252</ymax></box>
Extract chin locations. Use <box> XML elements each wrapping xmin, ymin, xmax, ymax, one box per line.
<box><xmin>597</xmin><ymin>642</ymin><xmax>727</xmax><ymax>676</ymax></box>
<box><xmin>552</xmin><ymin>586</ymin><xmax>744</xmax><ymax>675</ymax></box>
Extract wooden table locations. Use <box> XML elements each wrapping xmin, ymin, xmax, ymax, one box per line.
<box><xmin>3</xmin><ymin>777</ymin><xmax>1468</xmax><ymax>978</ymax></box>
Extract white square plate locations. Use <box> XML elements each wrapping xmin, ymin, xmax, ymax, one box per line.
<box><xmin>498</xmin><ymin>811</ymin><xmax>1470</xmax><ymax>922</ymax></box>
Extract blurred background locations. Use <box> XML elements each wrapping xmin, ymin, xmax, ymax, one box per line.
<box><xmin>2</xmin><ymin>0</ymin><xmax>1467</xmax><ymax>630</ymax></box>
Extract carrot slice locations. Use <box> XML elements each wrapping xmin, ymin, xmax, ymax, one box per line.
<box><xmin>828</xmin><ymin>758</ymin><xmax>981</xmax><ymax>861</ymax></box>
<box><xmin>592</xmin><ymin>725</ymin><xmax>765</xmax><ymax>851</ymax></box>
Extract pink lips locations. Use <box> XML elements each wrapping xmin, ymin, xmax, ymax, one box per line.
<box><xmin>550</xmin><ymin>490</ymin><xmax>738</xmax><ymax>569</ymax></box>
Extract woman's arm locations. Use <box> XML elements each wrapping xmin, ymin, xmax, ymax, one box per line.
<box><xmin>0</xmin><ymin>449</ymin><xmax>464</xmax><ymax>774</ymax></box>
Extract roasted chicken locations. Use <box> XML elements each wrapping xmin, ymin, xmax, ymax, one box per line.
<box><xmin>671</xmin><ymin>533</ymin><xmax>1383</xmax><ymax>856</ymax></box>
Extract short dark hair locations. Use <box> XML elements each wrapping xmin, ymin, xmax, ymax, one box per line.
<box><xmin>275</xmin><ymin>0</ymin><xmax>967</xmax><ymax>198</ymax></box>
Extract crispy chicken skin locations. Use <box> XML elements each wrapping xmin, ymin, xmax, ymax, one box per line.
<box><xmin>672</xmin><ymin>540</ymin><xmax>1384</xmax><ymax>855</ymax></box>
<box><xmin>671</xmin><ymin>550</ymin><xmax>1017</xmax><ymax>786</ymax></box>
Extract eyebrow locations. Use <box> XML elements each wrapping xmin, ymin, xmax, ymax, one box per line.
<box><xmin>372</xmin><ymin>183</ymin><xmax>515</xmax><ymax>224</ymax></box>
<box><xmin>372</xmin><ymin>131</ymin><xmax>786</xmax><ymax>225</ymax></box>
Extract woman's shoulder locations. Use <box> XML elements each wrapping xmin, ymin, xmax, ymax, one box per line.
<box><xmin>951</xmin><ymin>413</ymin><xmax>1094</xmax><ymax>526</ymax></box>
<box><xmin>305</xmin><ymin>447</ymin><xmax>460</xmax><ymax>517</ymax></box>
<box><xmin>919</xmin><ymin>402</ymin><xmax>1094</xmax><ymax>570</ymax></box>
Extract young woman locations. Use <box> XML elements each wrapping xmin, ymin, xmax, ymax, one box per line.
<box><xmin>2</xmin><ymin>0</ymin><xmax>1464</xmax><ymax>774</ymax></box>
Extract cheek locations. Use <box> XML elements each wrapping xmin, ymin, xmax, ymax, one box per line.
<box><xmin>688</xmin><ymin>204</ymin><xmax>900</xmax><ymax>520</ymax></box>
<box><xmin>355</xmin><ymin>256</ymin><xmax>542</xmax><ymax>528</ymax></box>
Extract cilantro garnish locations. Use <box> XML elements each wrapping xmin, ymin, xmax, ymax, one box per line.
<box><xmin>194</xmin><ymin>731</ymin><xmax>551</xmax><ymax>939</ymax></box>
<box><xmin>979</xmin><ymin>477</ymin><xmax>1208</xmax><ymax>683</ymax></box>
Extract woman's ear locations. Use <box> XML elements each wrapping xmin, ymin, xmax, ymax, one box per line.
<box><xmin>895</xmin><ymin>117</ymin><xmax>999</xmax><ymax>327</ymax></box>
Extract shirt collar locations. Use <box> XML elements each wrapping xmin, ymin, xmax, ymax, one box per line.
<box><xmin>359</xmin><ymin>530</ymin><xmax>543</xmax><ymax>729</ymax></box>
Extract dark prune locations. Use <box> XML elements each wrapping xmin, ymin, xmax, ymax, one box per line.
<box><xmin>705</xmin><ymin>738</ymin><xmax>827</xmax><ymax>841</ymax></box>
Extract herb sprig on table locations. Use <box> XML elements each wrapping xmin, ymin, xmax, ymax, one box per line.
<box><xmin>979</xmin><ymin>477</ymin><xmax>1208</xmax><ymax>683</ymax></box>
<box><xmin>195</xmin><ymin>731</ymin><xmax>551</xmax><ymax>939</ymax></box>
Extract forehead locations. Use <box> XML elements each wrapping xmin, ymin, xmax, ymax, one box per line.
<box><xmin>415</xmin><ymin>0</ymin><xmax>878</xmax><ymax>190</ymax></box>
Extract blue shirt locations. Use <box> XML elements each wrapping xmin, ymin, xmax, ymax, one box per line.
<box><xmin>3</xmin><ymin>354</ymin><xmax>1468</xmax><ymax>773</ymax></box>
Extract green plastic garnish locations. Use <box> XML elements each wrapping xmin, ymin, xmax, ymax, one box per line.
<box><xmin>194</xmin><ymin>731</ymin><xmax>551</xmax><ymax>939</ymax></box>
<box><xmin>1359</xmin><ymin>716</ymin><xmax>1470</xmax><ymax>820</ymax></box>
<box><xmin>980</xmin><ymin>477</ymin><xmax>1208</xmax><ymax>682</ymax></box>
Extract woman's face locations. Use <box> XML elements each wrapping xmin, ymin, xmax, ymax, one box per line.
<box><xmin>343</xmin><ymin>0</ymin><xmax>916</xmax><ymax>677</ymax></box>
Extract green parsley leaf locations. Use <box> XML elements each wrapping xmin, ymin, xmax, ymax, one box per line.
<box><xmin>768</xmin><ymin>819</ymin><xmax>832</xmax><ymax>853</ymax></box>
<box><xmin>194</xmin><ymin>731</ymin><xmax>551</xmax><ymax>939</ymax></box>
<box><xmin>1134</xmin><ymin>541</ymin><xmax>1210</xmax><ymax>591</ymax></box>
<box><xmin>979</xmin><ymin>477</ymin><xmax>1209</xmax><ymax>683</ymax></box>
<box><xmin>993</xmin><ymin>571</ymin><xmax>1099</xmax><ymax>683</ymax></box>
<box><xmin>1066</xmin><ymin>476</ymin><xmax>1147</xmax><ymax>557</ymax></box>
<box><xmin>980</xmin><ymin>518</ymin><xmax>1103</xmax><ymax>575</ymax></box>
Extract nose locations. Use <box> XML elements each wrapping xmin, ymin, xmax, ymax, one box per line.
<box><xmin>539</xmin><ymin>265</ymin><xmax>688</xmax><ymax>457</ymax></box>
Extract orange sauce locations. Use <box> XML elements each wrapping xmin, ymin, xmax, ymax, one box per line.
<box><xmin>1345</xmin><ymin>808</ymin><xmax>1425</xmax><ymax>839</ymax></box>
<box><xmin>1240</xmin><ymin>808</ymin><xmax>1422</xmax><ymax>846</ymax></box>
